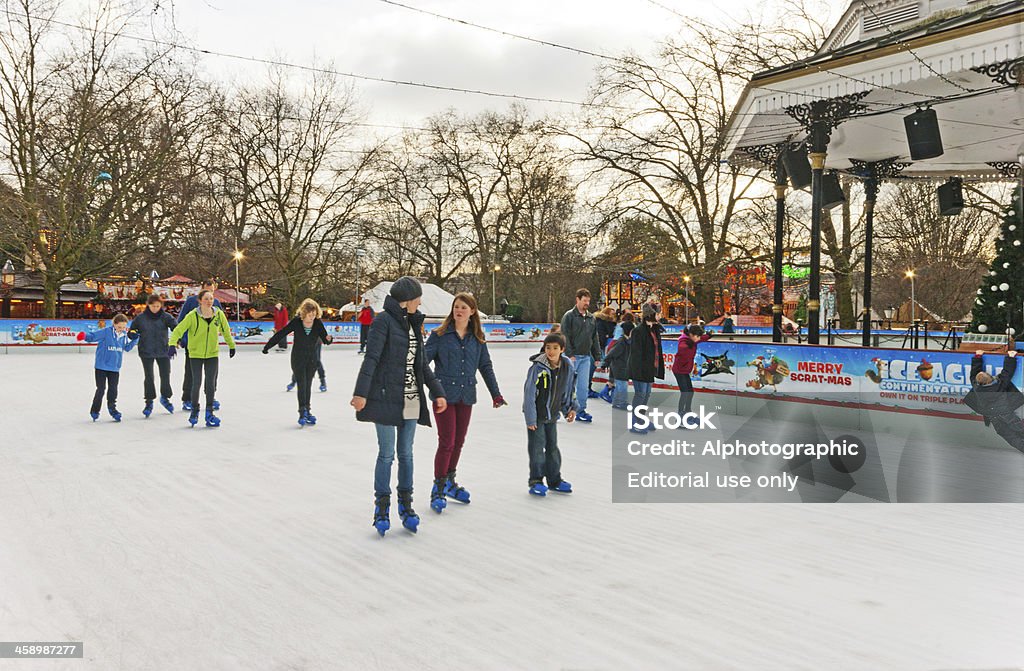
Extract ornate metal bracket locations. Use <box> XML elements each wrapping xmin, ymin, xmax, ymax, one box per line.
<box><xmin>737</xmin><ymin>142</ymin><xmax>789</xmax><ymax>181</ymax></box>
<box><xmin>971</xmin><ymin>58</ymin><xmax>1023</xmax><ymax>87</ymax></box>
<box><xmin>987</xmin><ymin>161</ymin><xmax>1022</xmax><ymax>179</ymax></box>
<box><xmin>847</xmin><ymin>157</ymin><xmax>911</xmax><ymax>180</ymax></box>
<box><xmin>784</xmin><ymin>91</ymin><xmax>872</xmax><ymax>140</ymax></box>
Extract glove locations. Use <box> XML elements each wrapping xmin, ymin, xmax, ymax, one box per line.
<box><xmin>76</xmin><ymin>332</ymin><xmax>86</xmax><ymax>341</ymax></box>
<box><xmin>493</xmin><ymin>395</ymin><xmax>507</xmax><ymax>408</ymax></box>
<box><xmin>229</xmin><ymin>349</ymin><xmax>236</xmax><ymax>358</ymax></box>
<box><xmin>167</xmin><ymin>345</ymin><xmax>177</xmax><ymax>359</ymax></box>
<box><xmin>127</xmin><ymin>329</ymin><xmax>140</xmax><ymax>341</ymax></box>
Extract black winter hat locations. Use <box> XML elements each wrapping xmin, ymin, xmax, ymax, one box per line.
<box><xmin>390</xmin><ymin>276</ymin><xmax>423</xmax><ymax>302</ymax></box>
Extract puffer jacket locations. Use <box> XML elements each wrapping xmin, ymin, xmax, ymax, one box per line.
<box><xmin>130</xmin><ymin>308</ymin><xmax>177</xmax><ymax>359</ymax></box>
<box><xmin>522</xmin><ymin>352</ymin><xmax>577</xmax><ymax>426</ymax></box>
<box><xmin>672</xmin><ymin>332</ymin><xmax>712</xmax><ymax>375</ymax></box>
<box><xmin>424</xmin><ymin>327</ymin><xmax>501</xmax><ymax>405</ymax></box>
<box><xmin>964</xmin><ymin>354</ymin><xmax>1024</xmax><ymax>419</ymax></box>
<box><xmin>353</xmin><ymin>295</ymin><xmax>445</xmax><ymax>427</ymax></box>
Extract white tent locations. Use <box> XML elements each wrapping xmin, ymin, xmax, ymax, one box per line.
<box><xmin>341</xmin><ymin>281</ymin><xmax>489</xmax><ymax>319</ymax></box>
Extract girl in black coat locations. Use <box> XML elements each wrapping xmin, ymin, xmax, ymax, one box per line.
<box><xmin>263</xmin><ymin>298</ymin><xmax>332</xmax><ymax>425</ymax></box>
<box><xmin>129</xmin><ymin>294</ymin><xmax>179</xmax><ymax>416</ymax></box>
<box><xmin>350</xmin><ymin>278</ymin><xmax>447</xmax><ymax>537</ymax></box>
<box><xmin>627</xmin><ymin>304</ymin><xmax>665</xmax><ymax>434</ymax></box>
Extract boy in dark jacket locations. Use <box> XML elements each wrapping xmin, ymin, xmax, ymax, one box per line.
<box><xmin>130</xmin><ymin>294</ymin><xmax>178</xmax><ymax>417</ymax></box>
<box><xmin>351</xmin><ymin>277</ymin><xmax>447</xmax><ymax>536</ymax></box>
<box><xmin>523</xmin><ymin>333</ymin><xmax>578</xmax><ymax>496</ymax></box>
<box><xmin>965</xmin><ymin>350</ymin><xmax>1024</xmax><ymax>453</ymax></box>
<box><xmin>81</xmin><ymin>313</ymin><xmax>138</xmax><ymax>422</ymax></box>
<box><xmin>264</xmin><ymin>298</ymin><xmax>332</xmax><ymax>426</ymax></box>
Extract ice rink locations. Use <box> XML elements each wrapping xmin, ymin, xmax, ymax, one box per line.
<box><xmin>2</xmin><ymin>344</ymin><xmax>1023</xmax><ymax>670</ymax></box>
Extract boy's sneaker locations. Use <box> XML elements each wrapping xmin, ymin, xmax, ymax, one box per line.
<box><xmin>549</xmin><ymin>481</ymin><xmax>573</xmax><ymax>494</ymax></box>
<box><xmin>529</xmin><ymin>482</ymin><xmax>548</xmax><ymax>497</ymax></box>
<box><xmin>286</xmin><ymin>382</ymin><xmax>296</xmax><ymax>391</ymax></box>
<box><xmin>576</xmin><ymin>411</ymin><xmax>593</xmax><ymax>423</ymax></box>
<box><xmin>319</xmin><ymin>382</ymin><xmax>327</xmax><ymax>392</ymax></box>
<box><xmin>90</xmin><ymin>411</ymin><xmax>100</xmax><ymax>422</ymax></box>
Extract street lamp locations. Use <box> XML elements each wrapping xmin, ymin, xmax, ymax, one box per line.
<box><xmin>354</xmin><ymin>247</ymin><xmax>366</xmax><ymax>303</ymax></box>
<box><xmin>492</xmin><ymin>264</ymin><xmax>501</xmax><ymax>316</ymax></box>
<box><xmin>1</xmin><ymin>259</ymin><xmax>15</xmax><ymax>318</ymax></box>
<box><xmin>683</xmin><ymin>275</ymin><xmax>691</xmax><ymax>324</ymax></box>
<box><xmin>233</xmin><ymin>250</ymin><xmax>244</xmax><ymax>320</ymax></box>
<box><xmin>905</xmin><ymin>269</ymin><xmax>916</xmax><ymax>325</ymax></box>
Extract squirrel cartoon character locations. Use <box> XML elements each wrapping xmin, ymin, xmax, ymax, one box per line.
<box><xmin>746</xmin><ymin>355</ymin><xmax>789</xmax><ymax>391</ymax></box>
<box><xmin>865</xmin><ymin>357</ymin><xmax>889</xmax><ymax>384</ymax></box>
<box><xmin>24</xmin><ymin>323</ymin><xmax>49</xmax><ymax>344</ymax></box>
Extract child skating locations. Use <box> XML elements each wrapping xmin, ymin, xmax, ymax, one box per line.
<box><xmin>81</xmin><ymin>313</ymin><xmax>138</xmax><ymax>422</ymax></box>
<box><xmin>169</xmin><ymin>290</ymin><xmax>236</xmax><ymax>427</ymax></box>
<box><xmin>263</xmin><ymin>298</ymin><xmax>332</xmax><ymax>426</ymax></box>
<box><xmin>523</xmin><ymin>333</ymin><xmax>577</xmax><ymax>496</ymax></box>
<box><xmin>350</xmin><ymin>277</ymin><xmax>447</xmax><ymax>536</ymax></box>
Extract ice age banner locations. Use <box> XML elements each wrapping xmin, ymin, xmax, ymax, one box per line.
<box><xmin>659</xmin><ymin>338</ymin><xmax>1023</xmax><ymax>416</ymax></box>
<box><xmin>0</xmin><ymin>319</ymin><xmax>560</xmax><ymax>345</ymax></box>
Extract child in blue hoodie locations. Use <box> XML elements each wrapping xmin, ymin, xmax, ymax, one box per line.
<box><xmin>81</xmin><ymin>313</ymin><xmax>138</xmax><ymax>422</ymax></box>
<box><xmin>523</xmin><ymin>333</ymin><xmax>577</xmax><ymax>496</ymax></box>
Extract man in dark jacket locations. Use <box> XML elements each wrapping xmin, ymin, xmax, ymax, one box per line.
<box><xmin>964</xmin><ymin>350</ymin><xmax>1024</xmax><ymax>453</ymax></box>
<box><xmin>350</xmin><ymin>277</ymin><xmax>447</xmax><ymax>536</ymax></box>
<box><xmin>627</xmin><ymin>304</ymin><xmax>665</xmax><ymax>435</ymax></box>
<box><xmin>559</xmin><ymin>288</ymin><xmax>601</xmax><ymax>423</ymax></box>
<box><xmin>130</xmin><ymin>294</ymin><xmax>179</xmax><ymax>416</ymax></box>
<box><xmin>177</xmin><ymin>279</ymin><xmax>221</xmax><ymax>410</ymax></box>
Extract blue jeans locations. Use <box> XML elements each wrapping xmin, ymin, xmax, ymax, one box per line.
<box><xmin>631</xmin><ymin>381</ymin><xmax>653</xmax><ymax>426</ymax></box>
<box><xmin>527</xmin><ymin>423</ymin><xmax>562</xmax><ymax>486</ymax></box>
<box><xmin>374</xmin><ymin>419</ymin><xmax>417</xmax><ymax>495</ymax></box>
<box><xmin>612</xmin><ymin>378</ymin><xmax>630</xmax><ymax>408</ymax></box>
<box><xmin>573</xmin><ymin>355</ymin><xmax>592</xmax><ymax>413</ymax></box>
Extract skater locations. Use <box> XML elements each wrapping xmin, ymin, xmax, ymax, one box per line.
<box><xmin>627</xmin><ymin>304</ymin><xmax>666</xmax><ymax>435</ymax></box>
<box><xmin>81</xmin><ymin>313</ymin><xmax>137</xmax><ymax>422</ymax></box>
<box><xmin>287</xmin><ymin>350</ymin><xmax>327</xmax><ymax>393</ymax></box>
<box><xmin>559</xmin><ymin>288</ymin><xmax>601</xmax><ymax>423</ymax></box>
<box><xmin>357</xmin><ymin>299</ymin><xmax>374</xmax><ymax>354</ymax></box>
<box><xmin>672</xmin><ymin>324</ymin><xmax>712</xmax><ymax>419</ymax></box>
<box><xmin>170</xmin><ymin>290</ymin><xmax>236</xmax><ymax>427</ymax></box>
<box><xmin>722</xmin><ymin>313</ymin><xmax>735</xmax><ymax>334</ymax></box>
<box><xmin>965</xmin><ymin>349</ymin><xmax>1024</xmax><ymax>453</ymax></box>
<box><xmin>269</xmin><ymin>302</ymin><xmax>290</xmax><ymax>351</ymax></box>
<box><xmin>424</xmin><ymin>292</ymin><xmax>506</xmax><ymax>513</ymax></box>
<box><xmin>177</xmin><ymin>279</ymin><xmax>221</xmax><ymax>411</ymax></box>
<box><xmin>263</xmin><ymin>298</ymin><xmax>332</xmax><ymax>426</ymax></box>
<box><xmin>602</xmin><ymin>320</ymin><xmax>635</xmax><ymax>410</ymax></box>
<box><xmin>523</xmin><ymin>333</ymin><xmax>577</xmax><ymax>496</ymax></box>
<box><xmin>130</xmin><ymin>294</ymin><xmax>179</xmax><ymax>417</ymax></box>
<box><xmin>351</xmin><ymin>277</ymin><xmax>447</xmax><ymax>536</ymax></box>
<box><xmin>592</xmin><ymin>306</ymin><xmax>617</xmax><ymax>397</ymax></box>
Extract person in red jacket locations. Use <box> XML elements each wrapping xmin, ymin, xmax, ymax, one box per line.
<box><xmin>672</xmin><ymin>324</ymin><xmax>712</xmax><ymax>417</ymax></box>
<box><xmin>357</xmin><ymin>299</ymin><xmax>374</xmax><ymax>354</ymax></box>
<box><xmin>270</xmin><ymin>302</ymin><xmax>290</xmax><ymax>351</ymax></box>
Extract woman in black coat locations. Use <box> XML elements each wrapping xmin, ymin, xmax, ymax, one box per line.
<box><xmin>350</xmin><ymin>278</ymin><xmax>447</xmax><ymax>537</ymax></box>
<box><xmin>129</xmin><ymin>294</ymin><xmax>179</xmax><ymax>417</ymax></box>
<box><xmin>627</xmin><ymin>304</ymin><xmax>665</xmax><ymax>434</ymax></box>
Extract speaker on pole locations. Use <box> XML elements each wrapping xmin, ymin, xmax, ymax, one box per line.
<box><xmin>905</xmin><ymin>108</ymin><xmax>943</xmax><ymax>160</ymax></box>
<box><xmin>782</xmin><ymin>144</ymin><xmax>813</xmax><ymax>190</ymax></box>
<box><xmin>822</xmin><ymin>172</ymin><xmax>845</xmax><ymax>210</ymax></box>
<box><xmin>937</xmin><ymin>178</ymin><xmax>964</xmax><ymax>216</ymax></box>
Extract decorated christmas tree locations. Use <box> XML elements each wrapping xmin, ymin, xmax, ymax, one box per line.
<box><xmin>970</xmin><ymin>191</ymin><xmax>1024</xmax><ymax>337</ymax></box>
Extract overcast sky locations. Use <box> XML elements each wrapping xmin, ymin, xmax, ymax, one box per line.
<box><xmin>164</xmin><ymin>0</ymin><xmax>847</xmax><ymax>129</ymax></box>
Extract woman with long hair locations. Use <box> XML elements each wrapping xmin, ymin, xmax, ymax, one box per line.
<box><xmin>169</xmin><ymin>289</ymin><xmax>236</xmax><ymax>427</ymax></box>
<box><xmin>424</xmin><ymin>292</ymin><xmax>506</xmax><ymax>513</ymax></box>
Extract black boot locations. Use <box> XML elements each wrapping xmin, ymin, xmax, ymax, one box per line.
<box><xmin>397</xmin><ymin>489</ymin><xmax>419</xmax><ymax>533</ymax></box>
<box><xmin>373</xmin><ymin>494</ymin><xmax>390</xmax><ymax>536</ymax></box>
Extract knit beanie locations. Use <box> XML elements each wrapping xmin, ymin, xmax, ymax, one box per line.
<box><xmin>390</xmin><ymin>276</ymin><xmax>423</xmax><ymax>302</ymax></box>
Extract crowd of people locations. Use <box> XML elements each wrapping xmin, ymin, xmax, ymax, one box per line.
<box><xmin>81</xmin><ymin>275</ymin><xmax>1024</xmax><ymax>537</ymax></box>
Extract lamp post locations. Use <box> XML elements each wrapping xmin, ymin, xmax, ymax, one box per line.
<box><xmin>683</xmin><ymin>275</ymin><xmax>691</xmax><ymax>324</ymax></box>
<box><xmin>354</xmin><ymin>247</ymin><xmax>366</xmax><ymax>304</ymax></box>
<box><xmin>905</xmin><ymin>269</ymin><xmax>916</xmax><ymax>326</ymax></box>
<box><xmin>492</xmin><ymin>264</ymin><xmax>501</xmax><ymax>316</ymax></box>
<box><xmin>1</xmin><ymin>259</ymin><xmax>15</xmax><ymax>318</ymax></box>
<box><xmin>233</xmin><ymin>250</ymin><xmax>244</xmax><ymax>320</ymax></box>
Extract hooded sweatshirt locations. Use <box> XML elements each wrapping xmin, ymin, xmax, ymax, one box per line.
<box><xmin>86</xmin><ymin>326</ymin><xmax>137</xmax><ymax>372</ymax></box>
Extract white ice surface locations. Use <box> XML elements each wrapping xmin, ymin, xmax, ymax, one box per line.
<box><xmin>1</xmin><ymin>345</ymin><xmax>1023</xmax><ymax>670</ymax></box>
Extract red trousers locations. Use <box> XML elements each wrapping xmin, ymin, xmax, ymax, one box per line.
<box><xmin>433</xmin><ymin>402</ymin><xmax>474</xmax><ymax>478</ymax></box>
